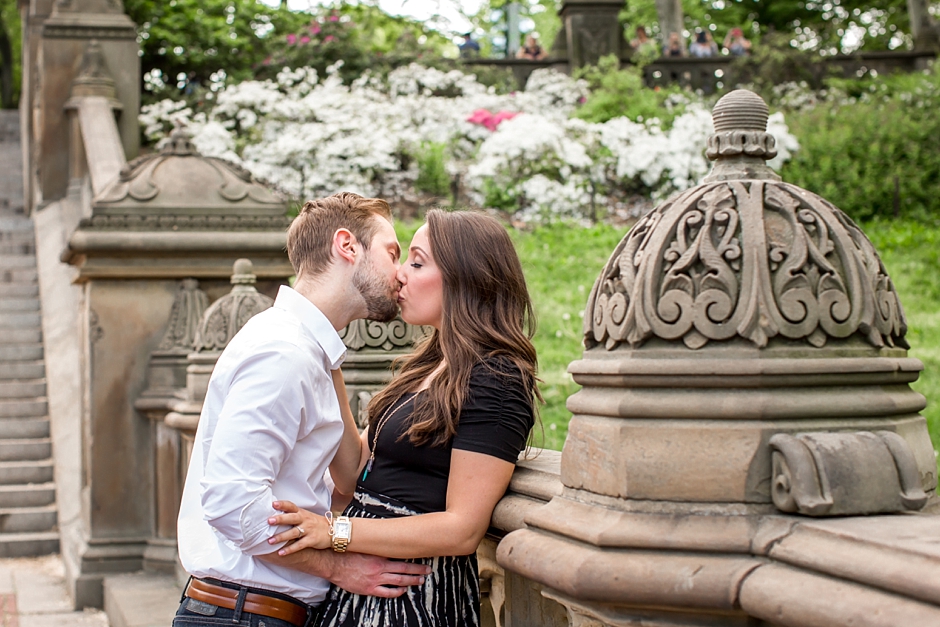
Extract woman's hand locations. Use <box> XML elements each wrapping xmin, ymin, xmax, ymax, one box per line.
<box><xmin>267</xmin><ymin>500</ymin><xmax>334</xmax><ymax>553</ymax></box>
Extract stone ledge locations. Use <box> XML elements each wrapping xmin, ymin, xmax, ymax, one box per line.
<box><xmin>103</xmin><ymin>572</ymin><xmax>180</xmax><ymax>627</ymax></box>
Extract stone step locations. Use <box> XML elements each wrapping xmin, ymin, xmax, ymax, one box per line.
<box><xmin>0</xmin><ymin>438</ymin><xmax>50</xmax><ymax>461</ymax></box>
<box><xmin>0</xmin><ymin>504</ymin><xmax>57</xmax><ymax>533</ymax></box>
<box><xmin>0</xmin><ymin>459</ymin><xmax>53</xmax><ymax>485</ymax></box>
<box><xmin>0</xmin><ymin>380</ymin><xmax>45</xmax><ymax>398</ymax></box>
<box><xmin>0</xmin><ymin>298</ymin><xmax>39</xmax><ymax>312</ymax></box>
<box><xmin>0</xmin><ymin>530</ymin><xmax>59</xmax><ymax>558</ymax></box>
<box><xmin>0</xmin><ymin>483</ymin><xmax>55</xmax><ymax>508</ymax></box>
<box><xmin>0</xmin><ymin>255</ymin><xmax>36</xmax><ymax>270</ymax></box>
<box><xmin>0</xmin><ymin>328</ymin><xmax>41</xmax><ymax>344</ymax></box>
<box><xmin>0</xmin><ymin>283</ymin><xmax>37</xmax><ymax>298</ymax></box>
<box><xmin>0</xmin><ymin>268</ymin><xmax>37</xmax><ymax>283</ymax></box>
<box><xmin>0</xmin><ymin>241</ymin><xmax>34</xmax><ymax>256</ymax></box>
<box><xmin>0</xmin><ymin>344</ymin><xmax>42</xmax><ymax>361</ymax></box>
<box><xmin>0</xmin><ymin>418</ymin><xmax>49</xmax><ymax>439</ymax></box>
<box><xmin>0</xmin><ymin>361</ymin><xmax>44</xmax><ymax>379</ymax></box>
<box><xmin>0</xmin><ymin>311</ymin><xmax>40</xmax><ymax>328</ymax></box>
<box><xmin>0</xmin><ymin>398</ymin><xmax>46</xmax><ymax>418</ymax></box>
<box><xmin>0</xmin><ymin>217</ymin><xmax>33</xmax><ymax>233</ymax></box>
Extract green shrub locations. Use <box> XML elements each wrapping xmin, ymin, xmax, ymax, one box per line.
<box><xmin>780</xmin><ymin>64</ymin><xmax>940</xmax><ymax>221</ymax></box>
<box><xmin>414</xmin><ymin>142</ymin><xmax>451</xmax><ymax>198</ymax></box>
<box><xmin>573</xmin><ymin>55</ymin><xmax>690</xmax><ymax>126</ymax></box>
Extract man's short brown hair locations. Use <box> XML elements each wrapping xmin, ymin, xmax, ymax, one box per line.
<box><xmin>286</xmin><ymin>192</ymin><xmax>392</xmax><ymax>279</ymax></box>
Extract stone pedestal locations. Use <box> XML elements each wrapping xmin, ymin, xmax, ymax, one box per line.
<box><xmin>553</xmin><ymin>0</ymin><xmax>626</xmax><ymax>69</ymax></box>
<box><xmin>62</xmin><ymin>132</ymin><xmax>291</xmax><ymax>606</ymax></box>
<box><xmin>495</xmin><ymin>90</ymin><xmax>939</xmax><ymax>626</ymax></box>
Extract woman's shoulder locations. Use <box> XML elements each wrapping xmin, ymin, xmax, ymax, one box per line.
<box><xmin>470</xmin><ymin>354</ymin><xmax>528</xmax><ymax>383</ymax></box>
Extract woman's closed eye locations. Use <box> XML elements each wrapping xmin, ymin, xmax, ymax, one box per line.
<box><xmin>411</xmin><ymin>263</ymin><xmax>423</xmax><ymax>269</ymax></box>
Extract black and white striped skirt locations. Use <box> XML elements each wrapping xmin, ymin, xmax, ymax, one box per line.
<box><xmin>316</xmin><ymin>488</ymin><xmax>481</xmax><ymax>627</ymax></box>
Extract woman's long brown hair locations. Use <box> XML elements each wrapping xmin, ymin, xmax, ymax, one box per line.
<box><xmin>367</xmin><ymin>210</ymin><xmax>540</xmax><ymax>447</ymax></box>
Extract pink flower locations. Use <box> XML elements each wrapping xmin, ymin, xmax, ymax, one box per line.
<box><xmin>467</xmin><ymin>109</ymin><xmax>493</xmax><ymax>125</ymax></box>
<box><xmin>467</xmin><ymin>109</ymin><xmax>519</xmax><ymax>131</ymax></box>
<box><xmin>286</xmin><ymin>33</ymin><xmax>297</xmax><ymax>45</ymax></box>
<box><xmin>309</xmin><ymin>24</ymin><xmax>321</xmax><ymax>35</ymax></box>
<box><xmin>324</xmin><ymin>35</ymin><xmax>335</xmax><ymax>43</ymax></box>
<box><xmin>328</xmin><ymin>14</ymin><xmax>339</xmax><ymax>22</ymax></box>
<box><xmin>300</xmin><ymin>35</ymin><xmax>310</xmax><ymax>44</ymax></box>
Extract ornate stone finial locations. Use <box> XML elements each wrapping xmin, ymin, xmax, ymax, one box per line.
<box><xmin>231</xmin><ymin>258</ymin><xmax>257</xmax><ymax>287</ymax></box>
<box><xmin>192</xmin><ymin>259</ymin><xmax>274</xmax><ymax>352</ymax></box>
<box><xmin>703</xmin><ymin>89</ymin><xmax>779</xmax><ymax>183</ymax></box>
<box><xmin>70</xmin><ymin>40</ymin><xmax>119</xmax><ymax>102</ymax></box>
<box><xmin>162</xmin><ymin>125</ymin><xmax>199</xmax><ymax>157</ymax></box>
<box><xmin>157</xmin><ymin>279</ymin><xmax>209</xmax><ymax>352</ymax></box>
<box><xmin>583</xmin><ymin>89</ymin><xmax>908</xmax><ymax>351</ymax></box>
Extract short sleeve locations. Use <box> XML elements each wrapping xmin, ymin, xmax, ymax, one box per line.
<box><xmin>452</xmin><ymin>359</ymin><xmax>535</xmax><ymax>463</ymax></box>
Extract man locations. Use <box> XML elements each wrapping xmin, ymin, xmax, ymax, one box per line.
<box><xmin>458</xmin><ymin>32</ymin><xmax>480</xmax><ymax>59</ymax></box>
<box><xmin>175</xmin><ymin>192</ymin><xmax>429</xmax><ymax>627</ymax></box>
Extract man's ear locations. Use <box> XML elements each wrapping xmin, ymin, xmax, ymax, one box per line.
<box><xmin>332</xmin><ymin>228</ymin><xmax>358</xmax><ymax>266</ymax></box>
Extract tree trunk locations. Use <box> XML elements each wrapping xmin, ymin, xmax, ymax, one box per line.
<box><xmin>655</xmin><ymin>0</ymin><xmax>685</xmax><ymax>53</ymax></box>
<box><xmin>0</xmin><ymin>11</ymin><xmax>13</xmax><ymax>109</ymax></box>
<box><xmin>907</xmin><ymin>0</ymin><xmax>940</xmax><ymax>50</ymax></box>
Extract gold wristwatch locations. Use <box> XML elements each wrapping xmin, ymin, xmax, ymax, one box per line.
<box><xmin>330</xmin><ymin>515</ymin><xmax>352</xmax><ymax>552</ymax></box>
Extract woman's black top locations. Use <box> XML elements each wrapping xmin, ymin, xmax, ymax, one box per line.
<box><xmin>358</xmin><ymin>359</ymin><xmax>534</xmax><ymax>513</ymax></box>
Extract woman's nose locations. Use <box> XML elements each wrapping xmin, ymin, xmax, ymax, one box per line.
<box><xmin>396</xmin><ymin>264</ymin><xmax>407</xmax><ymax>284</ymax></box>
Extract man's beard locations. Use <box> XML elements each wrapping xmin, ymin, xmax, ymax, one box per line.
<box><xmin>352</xmin><ymin>259</ymin><xmax>399</xmax><ymax>323</ymax></box>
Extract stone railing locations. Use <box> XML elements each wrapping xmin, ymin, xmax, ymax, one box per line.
<box><xmin>463</xmin><ymin>49</ymin><xmax>937</xmax><ymax>91</ymax></box>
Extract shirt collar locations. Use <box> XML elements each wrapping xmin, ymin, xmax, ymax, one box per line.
<box><xmin>274</xmin><ymin>285</ymin><xmax>347</xmax><ymax>370</ymax></box>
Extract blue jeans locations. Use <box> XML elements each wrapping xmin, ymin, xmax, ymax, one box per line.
<box><xmin>173</xmin><ymin>592</ymin><xmax>320</xmax><ymax>627</ymax></box>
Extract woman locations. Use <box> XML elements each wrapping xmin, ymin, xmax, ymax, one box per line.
<box><xmin>268</xmin><ymin>209</ymin><xmax>540</xmax><ymax>626</ymax></box>
<box><xmin>723</xmin><ymin>28</ymin><xmax>751</xmax><ymax>56</ymax></box>
<box><xmin>516</xmin><ymin>34</ymin><xmax>547</xmax><ymax>60</ymax></box>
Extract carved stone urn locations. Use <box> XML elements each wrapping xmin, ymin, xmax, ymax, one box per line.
<box><xmin>496</xmin><ymin>90</ymin><xmax>936</xmax><ymax>626</ymax></box>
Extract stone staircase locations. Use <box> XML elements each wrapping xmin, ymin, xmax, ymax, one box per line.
<box><xmin>0</xmin><ymin>109</ymin><xmax>59</xmax><ymax>557</ymax></box>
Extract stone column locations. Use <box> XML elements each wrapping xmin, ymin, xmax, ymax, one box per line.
<box><xmin>34</xmin><ymin>0</ymin><xmax>138</xmax><ymax>204</ymax></box>
<box><xmin>553</xmin><ymin>0</ymin><xmax>627</xmax><ymax>69</ymax></box>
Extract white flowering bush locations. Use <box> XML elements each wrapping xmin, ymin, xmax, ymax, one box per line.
<box><xmin>140</xmin><ymin>63</ymin><xmax>799</xmax><ymax>223</ymax></box>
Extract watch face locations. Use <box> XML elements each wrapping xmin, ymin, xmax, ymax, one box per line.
<box><xmin>335</xmin><ymin>520</ymin><xmax>351</xmax><ymax>538</ymax></box>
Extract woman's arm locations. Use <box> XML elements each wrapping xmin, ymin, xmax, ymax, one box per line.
<box><xmin>269</xmin><ymin>449</ymin><xmax>515</xmax><ymax>558</ymax></box>
<box><xmin>327</xmin><ymin>370</ymin><xmax>363</xmax><ymax>495</ymax></box>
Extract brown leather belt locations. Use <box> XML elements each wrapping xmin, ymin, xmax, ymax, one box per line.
<box><xmin>184</xmin><ymin>577</ymin><xmax>309</xmax><ymax>627</ymax></box>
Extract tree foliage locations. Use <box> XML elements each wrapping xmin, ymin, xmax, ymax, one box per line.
<box><xmin>620</xmin><ymin>0</ymin><xmax>936</xmax><ymax>54</ymax></box>
<box><xmin>123</xmin><ymin>0</ymin><xmax>453</xmax><ymax>100</ymax></box>
<box><xmin>0</xmin><ymin>0</ymin><xmax>21</xmax><ymax>109</ymax></box>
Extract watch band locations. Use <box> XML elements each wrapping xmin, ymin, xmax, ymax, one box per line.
<box><xmin>331</xmin><ymin>515</ymin><xmax>351</xmax><ymax>552</ymax></box>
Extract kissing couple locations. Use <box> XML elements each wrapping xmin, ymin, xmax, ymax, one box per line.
<box><xmin>175</xmin><ymin>192</ymin><xmax>539</xmax><ymax>627</ymax></box>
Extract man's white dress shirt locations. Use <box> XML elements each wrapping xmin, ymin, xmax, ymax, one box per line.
<box><xmin>178</xmin><ymin>286</ymin><xmax>346</xmax><ymax>604</ymax></box>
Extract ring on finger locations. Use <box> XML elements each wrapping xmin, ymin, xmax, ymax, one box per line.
<box><xmin>297</xmin><ymin>526</ymin><xmax>305</xmax><ymax>537</ymax></box>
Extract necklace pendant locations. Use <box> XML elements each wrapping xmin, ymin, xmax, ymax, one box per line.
<box><xmin>362</xmin><ymin>458</ymin><xmax>373</xmax><ymax>481</ymax></box>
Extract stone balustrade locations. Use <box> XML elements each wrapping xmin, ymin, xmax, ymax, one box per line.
<box><xmin>463</xmin><ymin>49</ymin><xmax>937</xmax><ymax>91</ymax></box>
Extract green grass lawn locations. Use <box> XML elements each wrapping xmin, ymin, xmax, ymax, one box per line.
<box><xmin>396</xmin><ymin>218</ymin><xmax>940</xmax><ymax>457</ymax></box>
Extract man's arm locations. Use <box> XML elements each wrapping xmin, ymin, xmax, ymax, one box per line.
<box><xmin>257</xmin><ymin>548</ymin><xmax>429</xmax><ymax>598</ymax></box>
<box><xmin>327</xmin><ymin>370</ymin><xmax>363</xmax><ymax>495</ymax></box>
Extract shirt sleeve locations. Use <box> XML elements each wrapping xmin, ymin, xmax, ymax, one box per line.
<box><xmin>199</xmin><ymin>345</ymin><xmax>312</xmax><ymax>555</ymax></box>
<box><xmin>452</xmin><ymin>360</ymin><xmax>535</xmax><ymax>463</ymax></box>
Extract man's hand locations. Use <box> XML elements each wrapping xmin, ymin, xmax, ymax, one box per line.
<box><xmin>258</xmin><ymin>547</ymin><xmax>430</xmax><ymax>599</ymax></box>
<box><xmin>328</xmin><ymin>552</ymin><xmax>431</xmax><ymax>598</ymax></box>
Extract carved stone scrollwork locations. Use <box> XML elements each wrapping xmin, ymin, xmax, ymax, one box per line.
<box><xmin>769</xmin><ymin>431</ymin><xmax>928</xmax><ymax>516</ymax></box>
<box><xmin>584</xmin><ymin>90</ymin><xmax>907</xmax><ymax>351</ymax></box>
<box><xmin>339</xmin><ymin>318</ymin><xmax>430</xmax><ymax>351</ymax></box>
<box><xmin>193</xmin><ymin>259</ymin><xmax>273</xmax><ymax>352</ymax></box>
<box><xmin>157</xmin><ymin>279</ymin><xmax>209</xmax><ymax>352</ymax></box>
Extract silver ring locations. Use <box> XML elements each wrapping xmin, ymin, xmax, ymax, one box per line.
<box><xmin>297</xmin><ymin>526</ymin><xmax>305</xmax><ymax>537</ymax></box>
